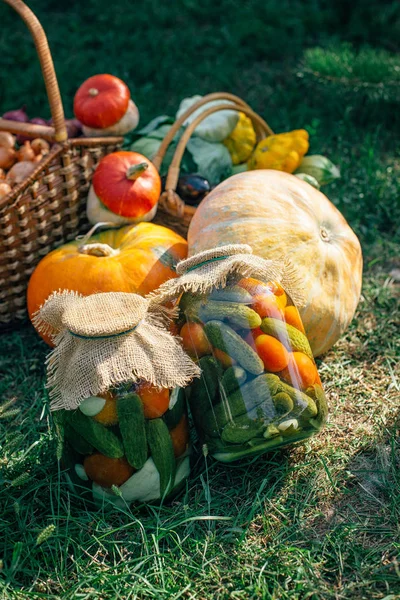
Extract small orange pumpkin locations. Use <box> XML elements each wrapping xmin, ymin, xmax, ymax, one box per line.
<box><xmin>27</xmin><ymin>222</ymin><xmax>187</xmax><ymax>345</ymax></box>
<box><xmin>74</xmin><ymin>74</ymin><xmax>130</xmax><ymax>128</ymax></box>
<box><xmin>73</xmin><ymin>74</ymin><xmax>139</xmax><ymax>136</ymax></box>
<box><xmin>87</xmin><ymin>151</ymin><xmax>161</xmax><ymax>225</ymax></box>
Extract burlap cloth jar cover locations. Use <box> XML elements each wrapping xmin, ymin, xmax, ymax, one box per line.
<box><xmin>35</xmin><ymin>291</ymin><xmax>201</xmax><ymax>506</ymax></box>
<box><xmin>151</xmin><ymin>245</ymin><xmax>328</xmax><ymax>463</ymax></box>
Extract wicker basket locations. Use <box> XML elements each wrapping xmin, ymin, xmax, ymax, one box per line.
<box><xmin>152</xmin><ymin>92</ymin><xmax>274</xmax><ymax>236</ymax></box>
<box><xmin>0</xmin><ymin>0</ymin><xmax>123</xmax><ymax>330</ymax></box>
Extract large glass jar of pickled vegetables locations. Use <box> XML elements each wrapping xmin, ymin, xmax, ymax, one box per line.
<box><xmin>36</xmin><ymin>291</ymin><xmax>200</xmax><ymax>507</ymax></box>
<box><xmin>153</xmin><ymin>245</ymin><xmax>328</xmax><ymax>463</ymax></box>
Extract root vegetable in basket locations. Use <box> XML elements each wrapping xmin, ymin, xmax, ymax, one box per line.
<box><xmin>187</xmin><ymin>170</ymin><xmax>363</xmax><ymax>357</ymax></box>
<box><xmin>74</xmin><ymin>74</ymin><xmax>139</xmax><ymax>137</ymax></box>
<box><xmin>27</xmin><ymin>222</ymin><xmax>187</xmax><ymax>345</ymax></box>
<box><xmin>86</xmin><ymin>151</ymin><xmax>161</xmax><ymax>225</ymax></box>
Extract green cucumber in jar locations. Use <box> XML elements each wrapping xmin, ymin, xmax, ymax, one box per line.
<box><xmin>220</xmin><ymin>366</ymin><xmax>247</xmax><ymax>396</ymax></box>
<box><xmin>199</xmin><ymin>301</ymin><xmax>261</xmax><ymax>329</ymax></box>
<box><xmin>63</xmin><ymin>422</ymin><xmax>94</xmax><ymax>455</ymax></box>
<box><xmin>221</xmin><ymin>414</ymin><xmax>265</xmax><ymax>444</ymax></box>
<box><xmin>68</xmin><ymin>411</ymin><xmax>124</xmax><ymax>458</ymax></box>
<box><xmin>209</xmin><ymin>373</ymin><xmax>279</xmax><ymax>430</ymax></box>
<box><xmin>260</xmin><ymin>317</ymin><xmax>313</xmax><ymax>359</ymax></box>
<box><xmin>146</xmin><ymin>418</ymin><xmax>176</xmax><ymax>496</ymax></box>
<box><xmin>163</xmin><ymin>387</ymin><xmax>185</xmax><ymax>429</ymax></box>
<box><xmin>208</xmin><ymin>286</ymin><xmax>253</xmax><ymax>303</ymax></box>
<box><xmin>189</xmin><ymin>356</ymin><xmax>223</xmax><ymax>438</ymax></box>
<box><xmin>277</xmin><ymin>381</ymin><xmax>318</xmax><ymax>418</ymax></box>
<box><xmin>117</xmin><ymin>394</ymin><xmax>147</xmax><ymax>469</ymax></box>
<box><xmin>204</xmin><ymin>320</ymin><xmax>264</xmax><ymax>375</ymax></box>
<box><xmin>306</xmin><ymin>384</ymin><xmax>328</xmax><ymax>427</ymax></box>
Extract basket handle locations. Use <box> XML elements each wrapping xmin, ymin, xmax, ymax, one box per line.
<box><xmin>0</xmin><ymin>0</ymin><xmax>68</xmax><ymax>142</ymax></box>
<box><xmin>158</xmin><ymin>102</ymin><xmax>273</xmax><ymax>217</ymax></box>
<box><xmin>152</xmin><ymin>92</ymin><xmax>273</xmax><ymax>171</ymax></box>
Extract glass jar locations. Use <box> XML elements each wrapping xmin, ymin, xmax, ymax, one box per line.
<box><xmin>55</xmin><ymin>382</ymin><xmax>190</xmax><ymax>507</ymax></box>
<box><xmin>179</xmin><ymin>276</ymin><xmax>328</xmax><ymax>462</ymax></box>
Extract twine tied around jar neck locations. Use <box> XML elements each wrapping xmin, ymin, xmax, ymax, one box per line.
<box><xmin>34</xmin><ymin>291</ymin><xmax>200</xmax><ymax>411</ymax></box>
<box><xmin>150</xmin><ymin>244</ymin><xmax>306</xmax><ymax>308</ymax></box>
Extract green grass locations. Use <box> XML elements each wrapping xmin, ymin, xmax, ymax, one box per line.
<box><xmin>303</xmin><ymin>44</ymin><xmax>400</xmax><ymax>84</ymax></box>
<box><xmin>1</xmin><ymin>0</ymin><xmax>400</xmax><ymax>598</ymax></box>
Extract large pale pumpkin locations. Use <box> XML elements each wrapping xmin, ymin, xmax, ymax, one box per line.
<box><xmin>188</xmin><ymin>170</ymin><xmax>362</xmax><ymax>356</ymax></box>
<box><xmin>27</xmin><ymin>222</ymin><xmax>187</xmax><ymax>345</ymax></box>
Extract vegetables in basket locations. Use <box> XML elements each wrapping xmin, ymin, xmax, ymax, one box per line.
<box><xmin>223</xmin><ymin>112</ymin><xmax>257</xmax><ymax>165</ymax></box>
<box><xmin>176</xmin><ymin>95</ymin><xmax>239</xmax><ymax>142</ymax></box>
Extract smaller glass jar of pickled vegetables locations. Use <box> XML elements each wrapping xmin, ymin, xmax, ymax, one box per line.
<box><xmin>153</xmin><ymin>245</ymin><xmax>328</xmax><ymax>463</ymax></box>
<box><xmin>36</xmin><ymin>291</ymin><xmax>200</xmax><ymax>507</ymax></box>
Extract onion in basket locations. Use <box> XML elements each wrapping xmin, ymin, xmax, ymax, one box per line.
<box><xmin>6</xmin><ymin>161</ymin><xmax>36</xmax><ymax>185</ymax></box>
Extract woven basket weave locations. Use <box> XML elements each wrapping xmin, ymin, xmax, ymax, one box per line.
<box><xmin>0</xmin><ymin>0</ymin><xmax>123</xmax><ymax>329</ymax></box>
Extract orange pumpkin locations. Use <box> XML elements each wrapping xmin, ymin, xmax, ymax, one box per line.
<box><xmin>188</xmin><ymin>170</ymin><xmax>363</xmax><ymax>356</ymax></box>
<box><xmin>73</xmin><ymin>74</ymin><xmax>139</xmax><ymax>136</ymax></box>
<box><xmin>27</xmin><ymin>222</ymin><xmax>187</xmax><ymax>345</ymax></box>
<box><xmin>74</xmin><ymin>74</ymin><xmax>130</xmax><ymax>128</ymax></box>
<box><xmin>87</xmin><ymin>151</ymin><xmax>161</xmax><ymax>225</ymax></box>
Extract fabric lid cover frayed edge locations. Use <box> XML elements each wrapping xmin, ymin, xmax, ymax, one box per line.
<box><xmin>150</xmin><ymin>244</ymin><xmax>306</xmax><ymax>308</ymax></box>
<box><xmin>33</xmin><ymin>291</ymin><xmax>200</xmax><ymax>411</ymax></box>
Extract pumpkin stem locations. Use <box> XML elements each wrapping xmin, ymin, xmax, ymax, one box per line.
<box><xmin>77</xmin><ymin>222</ymin><xmax>120</xmax><ymax>257</ymax></box>
<box><xmin>88</xmin><ymin>88</ymin><xmax>99</xmax><ymax>97</ymax></box>
<box><xmin>126</xmin><ymin>162</ymin><xmax>148</xmax><ymax>181</ymax></box>
<box><xmin>78</xmin><ymin>243</ymin><xmax>119</xmax><ymax>257</ymax></box>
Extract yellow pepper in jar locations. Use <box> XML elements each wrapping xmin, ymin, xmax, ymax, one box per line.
<box><xmin>247</xmin><ymin>129</ymin><xmax>309</xmax><ymax>173</ymax></box>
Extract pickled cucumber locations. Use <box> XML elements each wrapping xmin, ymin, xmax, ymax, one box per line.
<box><xmin>189</xmin><ymin>356</ymin><xmax>222</xmax><ymax>436</ymax></box>
<box><xmin>272</xmin><ymin>392</ymin><xmax>294</xmax><ymax>416</ymax></box>
<box><xmin>220</xmin><ymin>366</ymin><xmax>247</xmax><ymax>396</ymax></box>
<box><xmin>306</xmin><ymin>384</ymin><xmax>328</xmax><ymax>428</ymax></box>
<box><xmin>221</xmin><ymin>415</ymin><xmax>265</xmax><ymax>444</ymax></box>
<box><xmin>277</xmin><ymin>381</ymin><xmax>318</xmax><ymax>418</ymax></box>
<box><xmin>260</xmin><ymin>317</ymin><xmax>313</xmax><ymax>359</ymax></box>
<box><xmin>204</xmin><ymin>321</ymin><xmax>264</xmax><ymax>375</ymax></box>
<box><xmin>199</xmin><ymin>301</ymin><xmax>262</xmax><ymax>329</ymax></box>
<box><xmin>209</xmin><ymin>286</ymin><xmax>253</xmax><ymax>303</ymax></box>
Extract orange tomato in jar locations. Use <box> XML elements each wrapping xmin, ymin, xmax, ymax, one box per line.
<box><xmin>284</xmin><ymin>305</ymin><xmax>306</xmax><ymax>333</ymax></box>
<box><xmin>84</xmin><ymin>454</ymin><xmax>134</xmax><ymax>488</ymax></box>
<box><xmin>170</xmin><ymin>414</ymin><xmax>189</xmax><ymax>458</ymax></box>
<box><xmin>213</xmin><ymin>348</ymin><xmax>236</xmax><ymax>368</ymax></box>
<box><xmin>137</xmin><ymin>384</ymin><xmax>170</xmax><ymax>418</ymax></box>
<box><xmin>255</xmin><ymin>334</ymin><xmax>290</xmax><ymax>372</ymax></box>
<box><xmin>252</xmin><ymin>294</ymin><xmax>284</xmax><ymax>320</ymax></box>
<box><xmin>280</xmin><ymin>352</ymin><xmax>318</xmax><ymax>390</ymax></box>
<box><xmin>180</xmin><ymin>322</ymin><xmax>212</xmax><ymax>358</ymax></box>
<box><xmin>93</xmin><ymin>391</ymin><xmax>119</xmax><ymax>426</ymax></box>
<box><xmin>237</xmin><ymin>277</ymin><xmax>272</xmax><ymax>296</ymax></box>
